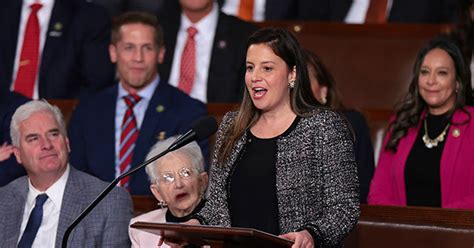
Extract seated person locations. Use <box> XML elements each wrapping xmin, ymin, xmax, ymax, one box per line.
<box><xmin>0</xmin><ymin>100</ymin><xmax>133</xmax><ymax>247</ymax></box>
<box><xmin>0</xmin><ymin>90</ymin><xmax>29</xmax><ymax>186</ymax></box>
<box><xmin>303</xmin><ymin>49</ymin><xmax>375</xmax><ymax>203</ymax></box>
<box><xmin>369</xmin><ymin>36</ymin><xmax>474</xmax><ymax>209</ymax></box>
<box><xmin>129</xmin><ymin>137</ymin><xmax>208</xmax><ymax>247</ymax></box>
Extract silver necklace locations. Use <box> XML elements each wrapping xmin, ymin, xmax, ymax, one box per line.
<box><xmin>422</xmin><ymin>118</ymin><xmax>450</xmax><ymax>149</ymax></box>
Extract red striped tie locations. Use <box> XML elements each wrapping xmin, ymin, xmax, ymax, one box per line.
<box><xmin>118</xmin><ymin>94</ymin><xmax>141</xmax><ymax>188</ymax></box>
<box><xmin>13</xmin><ymin>3</ymin><xmax>43</xmax><ymax>98</ymax></box>
<box><xmin>178</xmin><ymin>26</ymin><xmax>198</xmax><ymax>95</ymax></box>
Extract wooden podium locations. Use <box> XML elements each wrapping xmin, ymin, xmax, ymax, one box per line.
<box><xmin>130</xmin><ymin>222</ymin><xmax>293</xmax><ymax>248</ymax></box>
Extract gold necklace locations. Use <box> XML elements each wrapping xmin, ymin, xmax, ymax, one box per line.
<box><xmin>422</xmin><ymin>118</ymin><xmax>450</xmax><ymax>149</ymax></box>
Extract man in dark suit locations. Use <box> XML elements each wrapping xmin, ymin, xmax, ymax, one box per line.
<box><xmin>0</xmin><ymin>90</ymin><xmax>29</xmax><ymax>187</ymax></box>
<box><xmin>0</xmin><ymin>0</ymin><xmax>115</xmax><ymax>99</ymax></box>
<box><xmin>159</xmin><ymin>0</ymin><xmax>256</xmax><ymax>103</ymax></box>
<box><xmin>0</xmin><ymin>100</ymin><xmax>132</xmax><ymax>247</ymax></box>
<box><xmin>68</xmin><ymin>12</ymin><xmax>207</xmax><ymax>195</ymax></box>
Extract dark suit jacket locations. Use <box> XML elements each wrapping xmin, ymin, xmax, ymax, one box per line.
<box><xmin>388</xmin><ymin>0</ymin><xmax>461</xmax><ymax>23</ymax></box>
<box><xmin>0</xmin><ymin>0</ymin><xmax>114</xmax><ymax>99</ymax></box>
<box><xmin>0</xmin><ymin>91</ymin><xmax>29</xmax><ymax>187</ymax></box>
<box><xmin>159</xmin><ymin>9</ymin><xmax>257</xmax><ymax>103</ymax></box>
<box><xmin>342</xmin><ymin>110</ymin><xmax>375</xmax><ymax>203</ymax></box>
<box><xmin>68</xmin><ymin>81</ymin><xmax>207</xmax><ymax>195</ymax></box>
<box><xmin>0</xmin><ymin>166</ymin><xmax>133</xmax><ymax>247</ymax></box>
<box><xmin>217</xmin><ymin>0</ymin><xmax>350</xmax><ymax>21</ymax></box>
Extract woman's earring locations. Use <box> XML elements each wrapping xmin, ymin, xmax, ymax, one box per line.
<box><xmin>288</xmin><ymin>80</ymin><xmax>295</xmax><ymax>89</ymax></box>
<box><xmin>321</xmin><ymin>96</ymin><xmax>327</xmax><ymax>105</ymax></box>
<box><xmin>158</xmin><ymin>200</ymin><xmax>168</xmax><ymax>209</ymax></box>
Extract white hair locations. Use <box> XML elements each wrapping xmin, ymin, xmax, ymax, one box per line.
<box><xmin>145</xmin><ymin>136</ymin><xmax>204</xmax><ymax>184</ymax></box>
<box><xmin>10</xmin><ymin>100</ymin><xmax>66</xmax><ymax>147</ymax></box>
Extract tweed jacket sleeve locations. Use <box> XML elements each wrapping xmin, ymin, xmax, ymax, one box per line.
<box><xmin>196</xmin><ymin>110</ymin><xmax>360</xmax><ymax>248</ymax></box>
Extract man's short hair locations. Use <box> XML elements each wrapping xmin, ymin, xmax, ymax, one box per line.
<box><xmin>10</xmin><ymin>100</ymin><xmax>66</xmax><ymax>147</ymax></box>
<box><xmin>111</xmin><ymin>11</ymin><xmax>164</xmax><ymax>48</ymax></box>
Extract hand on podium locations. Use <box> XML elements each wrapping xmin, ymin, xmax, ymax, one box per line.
<box><xmin>158</xmin><ymin>219</ymin><xmax>202</xmax><ymax>247</ymax></box>
<box><xmin>279</xmin><ymin>230</ymin><xmax>314</xmax><ymax>248</ymax></box>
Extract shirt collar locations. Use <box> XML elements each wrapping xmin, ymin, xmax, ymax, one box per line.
<box><xmin>24</xmin><ymin>0</ymin><xmax>54</xmax><ymax>8</ymax></box>
<box><xmin>180</xmin><ymin>2</ymin><xmax>219</xmax><ymax>36</ymax></box>
<box><xmin>118</xmin><ymin>75</ymin><xmax>160</xmax><ymax>101</ymax></box>
<box><xmin>27</xmin><ymin>165</ymin><xmax>70</xmax><ymax>208</ymax></box>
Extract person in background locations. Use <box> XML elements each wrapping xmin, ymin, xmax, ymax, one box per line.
<box><xmin>369</xmin><ymin>36</ymin><xmax>474</xmax><ymax>209</ymax></box>
<box><xmin>304</xmin><ymin>49</ymin><xmax>375</xmax><ymax>203</ymax></box>
<box><xmin>188</xmin><ymin>27</ymin><xmax>359</xmax><ymax>248</ymax></box>
<box><xmin>0</xmin><ymin>100</ymin><xmax>132</xmax><ymax>247</ymax></box>
<box><xmin>68</xmin><ymin>12</ymin><xmax>207</xmax><ymax>195</ymax></box>
<box><xmin>129</xmin><ymin>137</ymin><xmax>208</xmax><ymax>247</ymax></box>
<box><xmin>159</xmin><ymin>0</ymin><xmax>257</xmax><ymax>103</ymax></box>
<box><xmin>0</xmin><ymin>0</ymin><xmax>115</xmax><ymax>99</ymax></box>
<box><xmin>0</xmin><ymin>90</ymin><xmax>29</xmax><ymax>186</ymax></box>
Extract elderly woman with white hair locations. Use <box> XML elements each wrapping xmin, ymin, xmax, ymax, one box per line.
<box><xmin>128</xmin><ymin>137</ymin><xmax>208</xmax><ymax>247</ymax></box>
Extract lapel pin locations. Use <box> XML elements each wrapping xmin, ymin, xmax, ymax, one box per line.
<box><xmin>452</xmin><ymin>128</ymin><xmax>460</xmax><ymax>138</ymax></box>
<box><xmin>54</xmin><ymin>22</ymin><xmax>63</xmax><ymax>31</ymax></box>
<box><xmin>218</xmin><ymin>40</ymin><xmax>227</xmax><ymax>49</ymax></box>
<box><xmin>157</xmin><ymin>131</ymin><xmax>166</xmax><ymax>141</ymax></box>
<box><xmin>156</xmin><ymin>105</ymin><xmax>165</xmax><ymax>113</ymax></box>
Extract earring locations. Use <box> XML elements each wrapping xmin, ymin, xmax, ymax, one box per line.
<box><xmin>157</xmin><ymin>200</ymin><xmax>168</xmax><ymax>209</ymax></box>
<box><xmin>321</xmin><ymin>96</ymin><xmax>327</xmax><ymax>105</ymax></box>
<box><xmin>288</xmin><ymin>80</ymin><xmax>295</xmax><ymax>89</ymax></box>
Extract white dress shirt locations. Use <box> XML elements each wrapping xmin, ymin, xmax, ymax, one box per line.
<box><xmin>114</xmin><ymin>76</ymin><xmax>159</xmax><ymax>178</ymax></box>
<box><xmin>344</xmin><ymin>0</ymin><xmax>393</xmax><ymax>24</ymax></box>
<box><xmin>11</xmin><ymin>0</ymin><xmax>54</xmax><ymax>99</ymax></box>
<box><xmin>221</xmin><ymin>0</ymin><xmax>266</xmax><ymax>21</ymax></box>
<box><xmin>167</xmin><ymin>2</ymin><xmax>218</xmax><ymax>103</ymax></box>
<box><xmin>18</xmin><ymin>165</ymin><xmax>69</xmax><ymax>248</ymax></box>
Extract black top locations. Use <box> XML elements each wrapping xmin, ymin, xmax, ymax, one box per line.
<box><xmin>405</xmin><ymin>113</ymin><xmax>450</xmax><ymax>207</ymax></box>
<box><xmin>166</xmin><ymin>199</ymin><xmax>206</xmax><ymax>223</ymax></box>
<box><xmin>229</xmin><ymin>117</ymin><xmax>300</xmax><ymax>235</ymax></box>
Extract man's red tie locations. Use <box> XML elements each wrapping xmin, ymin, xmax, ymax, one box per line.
<box><xmin>238</xmin><ymin>0</ymin><xmax>254</xmax><ymax>21</ymax></box>
<box><xmin>365</xmin><ymin>0</ymin><xmax>388</xmax><ymax>24</ymax></box>
<box><xmin>178</xmin><ymin>26</ymin><xmax>198</xmax><ymax>95</ymax></box>
<box><xmin>13</xmin><ymin>3</ymin><xmax>43</xmax><ymax>98</ymax></box>
<box><xmin>118</xmin><ymin>94</ymin><xmax>142</xmax><ymax>188</ymax></box>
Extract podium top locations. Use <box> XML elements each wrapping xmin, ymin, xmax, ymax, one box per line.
<box><xmin>131</xmin><ymin>222</ymin><xmax>293</xmax><ymax>248</ymax></box>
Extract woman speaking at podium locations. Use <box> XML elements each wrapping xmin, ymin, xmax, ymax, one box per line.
<box><xmin>191</xmin><ymin>28</ymin><xmax>360</xmax><ymax>248</ymax></box>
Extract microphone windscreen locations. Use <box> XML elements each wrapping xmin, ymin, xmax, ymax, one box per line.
<box><xmin>192</xmin><ymin>116</ymin><xmax>218</xmax><ymax>141</ymax></box>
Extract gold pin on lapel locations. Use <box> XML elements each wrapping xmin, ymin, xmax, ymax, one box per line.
<box><xmin>54</xmin><ymin>22</ymin><xmax>63</xmax><ymax>31</ymax></box>
<box><xmin>156</xmin><ymin>105</ymin><xmax>165</xmax><ymax>113</ymax></box>
<box><xmin>452</xmin><ymin>128</ymin><xmax>460</xmax><ymax>138</ymax></box>
<box><xmin>157</xmin><ymin>131</ymin><xmax>166</xmax><ymax>141</ymax></box>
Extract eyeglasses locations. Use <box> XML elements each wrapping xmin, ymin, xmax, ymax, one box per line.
<box><xmin>158</xmin><ymin>167</ymin><xmax>196</xmax><ymax>184</ymax></box>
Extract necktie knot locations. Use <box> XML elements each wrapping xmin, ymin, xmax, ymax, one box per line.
<box><xmin>187</xmin><ymin>27</ymin><xmax>198</xmax><ymax>39</ymax></box>
<box><xmin>30</xmin><ymin>3</ymin><xmax>43</xmax><ymax>13</ymax></box>
<box><xmin>35</xmin><ymin>194</ymin><xmax>48</xmax><ymax>207</ymax></box>
<box><xmin>123</xmin><ymin>94</ymin><xmax>141</xmax><ymax>108</ymax></box>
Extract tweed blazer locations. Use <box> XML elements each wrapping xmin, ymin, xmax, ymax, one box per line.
<box><xmin>0</xmin><ymin>166</ymin><xmax>133</xmax><ymax>247</ymax></box>
<box><xmin>197</xmin><ymin>109</ymin><xmax>360</xmax><ymax>247</ymax></box>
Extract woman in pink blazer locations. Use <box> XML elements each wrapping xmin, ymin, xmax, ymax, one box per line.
<box><xmin>369</xmin><ymin>36</ymin><xmax>474</xmax><ymax>209</ymax></box>
<box><xmin>128</xmin><ymin>137</ymin><xmax>208</xmax><ymax>247</ymax></box>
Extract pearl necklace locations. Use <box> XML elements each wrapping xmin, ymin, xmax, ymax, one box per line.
<box><xmin>422</xmin><ymin>118</ymin><xmax>450</xmax><ymax>149</ymax></box>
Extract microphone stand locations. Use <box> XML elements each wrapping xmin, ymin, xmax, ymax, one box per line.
<box><xmin>61</xmin><ymin>145</ymin><xmax>177</xmax><ymax>248</ymax></box>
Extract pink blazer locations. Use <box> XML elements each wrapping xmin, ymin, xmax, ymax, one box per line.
<box><xmin>369</xmin><ymin>107</ymin><xmax>474</xmax><ymax>209</ymax></box>
<box><xmin>129</xmin><ymin>209</ymin><xmax>169</xmax><ymax>248</ymax></box>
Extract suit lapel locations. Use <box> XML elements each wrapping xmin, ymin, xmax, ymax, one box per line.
<box><xmin>102</xmin><ymin>87</ymin><xmax>119</xmax><ymax>176</ymax></box>
<box><xmin>56</xmin><ymin>167</ymin><xmax>87</xmax><ymax>247</ymax></box>
<box><xmin>440</xmin><ymin>110</ymin><xmax>469</xmax><ymax>205</ymax></box>
<box><xmin>39</xmin><ymin>0</ymin><xmax>72</xmax><ymax>97</ymax></box>
<box><xmin>160</xmin><ymin>14</ymin><xmax>181</xmax><ymax>82</ymax></box>
<box><xmin>0</xmin><ymin>0</ymin><xmax>22</xmax><ymax>89</ymax></box>
<box><xmin>131</xmin><ymin>82</ymin><xmax>169</xmax><ymax>167</ymax></box>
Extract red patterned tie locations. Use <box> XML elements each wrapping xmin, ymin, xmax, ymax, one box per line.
<box><xmin>118</xmin><ymin>94</ymin><xmax>142</xmax><ymax>188</ymax></box>
<box><xmin>178</xmin><ymin>27</ymin><xmax>198</xmax><ymax>95</ymax></box>
<box><xmin>365</xmin><ymin>0</ymin><xmax>388</xmax><ymax>23</ymax></box>
<box><xmin>13</xmin><ymin>3</ymin><xmax>43</xmax><ymax>98</ymax></box>
<box><xmin>238</xmin><ymin>0</ymin><xmax>254</xmax><ymax>21</ymax></box>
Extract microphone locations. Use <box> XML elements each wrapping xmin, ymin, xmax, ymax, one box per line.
<box><xmin>61</xmin><ymin>116</ymin><xmax>218</xmax><ymax>248</ymax></box>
